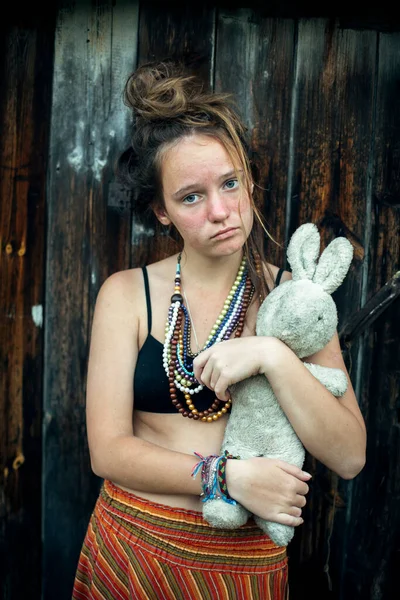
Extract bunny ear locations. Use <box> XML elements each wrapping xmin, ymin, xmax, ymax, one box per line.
<box><xmin>313</xmin><ymin>237</ymin><xmax>354</xmax><ymax>293</ymax></box>
<box><xmin>286</xmin><ymin>223</ymin><xmax>321</xmax><ymax>281</ymax></box>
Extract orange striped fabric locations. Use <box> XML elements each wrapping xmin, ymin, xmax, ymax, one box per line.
<box><xmin>72</xmin><ymin>480</ymin><xmax>288</xmax><ymax>599</ymax></box>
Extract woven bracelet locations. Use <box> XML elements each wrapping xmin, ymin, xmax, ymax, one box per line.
<box><xmin>191</xmin><ymin>450</ymin><xmax>240</xmax><ymax>505</ymax></box>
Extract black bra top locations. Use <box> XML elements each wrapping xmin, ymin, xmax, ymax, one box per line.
<box><xmin>133</xmin><ymin>266</ymin><xmax>285</xmax><ymax>413</ymax></box>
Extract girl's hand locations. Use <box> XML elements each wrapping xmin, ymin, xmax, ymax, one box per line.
<box><xmin>192</xmin><ymin>337</ymin><xmax>276</xmax><ymax>401</ymax></box>
<box><xmin>226</xmin><ymin>457</ymin><xmax>311</xmax><ymax>526</ymax></box>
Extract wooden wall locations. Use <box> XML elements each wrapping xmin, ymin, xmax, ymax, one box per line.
<box><xmin>0</xmin><ymin>6</ymin><xmax>56</xmax><ymax>599</ymax></box>
<box><xmin>1</xmin><ymin>2</ymin><xmax>399</xmax><ymax>599</ymax></box>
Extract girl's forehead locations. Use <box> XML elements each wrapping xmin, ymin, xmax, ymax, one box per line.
<box><xmin>165</xmin><ymin>135</ymin><xmax>231</xmax><ymax>167</ymax></box>
<box><xmin>161</xmin><ymin>135</ymin><xmax>239</xmax><ymax>190</ymax></box>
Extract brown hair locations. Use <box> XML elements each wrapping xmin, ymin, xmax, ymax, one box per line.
<box><xmin>117</xmin><ymin>59</ymin><xmax>278</xmax><ymax>299</ymax></box>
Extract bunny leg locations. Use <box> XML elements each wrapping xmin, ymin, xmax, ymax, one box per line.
<box><xmin>203</xmin><ymin>498</ymin><xmax>250</xmax><ymax>529</ymax></box>
<box><xmin>303</xmin><ymin>363</ymin><xmax>348</xmax><ymax>397</ymax></box>
<box><xmin>201</xmin><ymin>440</ymin><xmax>254</xmax><ymax>529</ymax></box>
<box><xmin>253</xmin><ymin>516</ymin><xmax>294</xmax><ymax>547</ymax></box>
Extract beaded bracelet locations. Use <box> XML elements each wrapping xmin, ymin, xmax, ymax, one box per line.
<box><xmin>191</xmin><ymin>450</ymin><xmax>240</xmax><ymax>505</ymax></box>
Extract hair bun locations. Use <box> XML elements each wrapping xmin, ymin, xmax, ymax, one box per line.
<box><xmin>124</xmin><ymin>60</ymin><xmax>204</xmax><ymax>122</ymax></box>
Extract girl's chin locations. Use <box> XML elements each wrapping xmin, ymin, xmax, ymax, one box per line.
<box><xmin>208</xmin><ymin>239</ymin><xmax>246</xmax><ymax>257</ymax></box>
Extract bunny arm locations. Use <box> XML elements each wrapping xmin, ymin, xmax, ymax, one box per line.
<box><xmin>202</xmin><ymin>376</ymin><xmax>304</xmax><ymax>534</ymax></box>
<box><xmin>302</xmin><ymin>363</ymin><xmax>348</xmax><ymax>397</ymax></box>
<box><xmin>202</xmin><ymin>366</ymin><xmax>348</xmax><ymax>543</ymax></box>
<box><xmin>252</xmin><ymin>364</ymin><xmax>348</xmax><ymax>545</ymax></box>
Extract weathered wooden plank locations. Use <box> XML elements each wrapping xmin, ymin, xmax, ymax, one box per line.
<box><xmin>292</xmin><ymin>19</ymin><xmax>376</xmax><ymax>275</ymax></box>
<box><xmin>285</xmin><ymin>20</ymin><xmax>377</xmax><ymax>598</ymax></box>
<box><xmin>132</xmin><ymin>2</ymin><xmax>216</xmax><ymax>268</ymax></box>
<box><xmin>43</xmin><ymin>2</ymin><xmax>138</xmax><ymax>598</ymax></box>
<box><xmin>0</xmin><ymin>15</ymin><xmax>55</xmax><ymax>600</ymax></box>
<box><xmin>214</xmin><ymin>8</ymin><xmax>295</xmax><ymax>271</ymax></box>
<box><xmin>340</xmin><ymin>32</ymin><xmax>400</xmax><ymax>600</ymax></box>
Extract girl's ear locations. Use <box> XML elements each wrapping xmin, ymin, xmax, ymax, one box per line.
<box><xmin>153</xmin><ymin>205</ymin><xmax>172</xmax><ymax>226</ymax></box>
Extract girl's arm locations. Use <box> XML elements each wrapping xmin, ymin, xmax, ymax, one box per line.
<box><xmin>259</xmin><ymin>332</ymin><xmax>366</xmax><ymax>479</ymax></box>
<box><xmin>86</xmin><ymin>269</ymin><xmax>201</xmax><ymax>495</ymax></box>
<box><xmin>193</xmin><ymin>273</ymin><xmax>366</xmax><ymax>480</ymax></box>
<box><xmin>262</xmin><ymin>270</ymin><xmax>366</xmax><ymax>479</ymax></box>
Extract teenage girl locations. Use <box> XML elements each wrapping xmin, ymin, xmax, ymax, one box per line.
<box><xmin>72</xmin><ymin>61</ymin><xmax>366</xmax><ymax>600</ymax></box>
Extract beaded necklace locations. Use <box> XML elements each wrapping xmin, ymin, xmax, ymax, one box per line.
<box><xmin>162</xmin><ymin>253</ymin><xmax>255</xmax><ymax>422</ymax></box>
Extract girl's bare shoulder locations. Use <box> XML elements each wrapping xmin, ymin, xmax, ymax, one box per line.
<box><xmin>98</xmin><ymin>267</ymin><xmax>145</xmax><ymax>307</ymax></box>
<box><xmin>98</xmin><ymin>254</ymin><xmax>178</xmax><ymax>302</ymax></box>
<box><xmin>146</xmin><ymin>253</ymin><xmax>179</xmax><ymax>284</ymax></box>
<box><xmin>263</xmin><ymin>262</ymin><xmax>292</xmax><ymax>290</ymax></box>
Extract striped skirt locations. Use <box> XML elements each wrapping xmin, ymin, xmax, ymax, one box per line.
<box><xmin>72</xmin><ymin>480</ymin><xmax>288</xmax><ymax>599</ymax></box>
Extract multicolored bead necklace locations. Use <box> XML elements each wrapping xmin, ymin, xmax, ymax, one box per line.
<box><xmin>162</xmin><ymin>253</ymin><xmax>254</xmax><ymax>422</ymax></box>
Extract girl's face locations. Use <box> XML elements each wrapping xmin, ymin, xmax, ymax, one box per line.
<box><xmin>154</xmin><ymin>134</ymin><xmax>254</xmax><ymax>258</ymax></box>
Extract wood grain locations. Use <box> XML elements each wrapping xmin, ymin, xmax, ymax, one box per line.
<box><xmin>340</xmin><ymin>32</ymin><xmax>400</xmax><ymax>600</ymax></box>
<box><xmin>43</xmin><ymin>2</ymin><xmax>138</xmax><ymax>597</ymax></box>
<box><xmin>284</xmin><ymin>20</ymin><xmax>377</xmax><ymax>598</ymax></box>
<box><xmin>214</xmin><ymin>8</ymin><xmax>295</xmax><ymax>269</ymax></box>
<box><xmin>0</xmin><ymin>16</ymin><xmax>55</xmax><ymax>600</ymax></box>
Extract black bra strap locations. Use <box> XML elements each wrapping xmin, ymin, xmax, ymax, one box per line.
<box><xmin>142</xmin><ymin>266</ymin><xmax>152</xmax><ymax>334</ymax></box>
<box><xmin>275</xmin><ymin>267</ymin><xmax>284</xmax><ymax>288</ymax></box>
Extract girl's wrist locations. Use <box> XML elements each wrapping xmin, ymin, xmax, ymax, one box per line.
<box><xmin>258</xmin><ymin>336</ymin><xmax>291</xmax><ymax>377</ymax></box>
<box><xmin>191</xmin><ymin>451</ymin><xmax>240</xmax><ymax>504</ymax></box>
<box><xmin>225</xmin><ymin>457</ymin><xmax>247</xmax><ymax>502</ymax></box>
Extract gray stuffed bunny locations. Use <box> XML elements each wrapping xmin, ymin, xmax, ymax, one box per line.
<box><xmin>202</xmin><ymin>223</ymin><xmax>354</xmax><ymax>546</ymax></box>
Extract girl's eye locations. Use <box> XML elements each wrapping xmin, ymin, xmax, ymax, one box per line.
<box><xmin>224</xmin><ymin>179</ymin><xmax>239</xmax><ymax>190</ymax></box>
<box><xmin>182</xmin><ymin>179</ymin><xmax>238</xmax><ymax>204</ymax></box>
<box><xmin>182</xmin><ymin>193</ymin><xmax>199</xmax><ymax>205</ymax></box>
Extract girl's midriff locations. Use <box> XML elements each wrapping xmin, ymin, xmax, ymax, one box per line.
<box><xmin>116</xmin><ymin>409</ymin><xmax>229</xmax><ymax>510</ymax></box>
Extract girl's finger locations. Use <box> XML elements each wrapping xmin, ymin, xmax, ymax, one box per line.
<box><xmin>192</xmin><ymin>348</ymin><xmax>211</xmax><ymax>373</ymax></box>
<box><xmin>214</xmin><ymin>377</ymin><xmax>230</xmax><ymax>401</ymax></box>
<box><xmin>276</xmin><ymin>514</ymin><xmax>304</xmax><ymax>527</ymax></box>
<box><xmin>276</xmin><ymin>460</ymin><xmax>312</xmax><ymax>481</ymax></box>
<box><xmin>198</xmin><ymin>361</ymin><xmax>214</xmax><ymax>389</ymax></box>
<box><xmin>295</xmin><ymin>494</ymin><xmax>307</xmax><ymax>508</ymax></box>
<box><xmin>287</xmin><ymin>506</ymin><xmax>302</xmax><ymax>518</ymax></box>
<box><xmin>192</xmin><ymin>359</ymin><xmax>203</xmax><ymax>382</ymax></box>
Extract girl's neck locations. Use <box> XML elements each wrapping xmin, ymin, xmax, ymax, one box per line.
<box><xmin>178</xmin><ymin>247</ymin><xmax>244</xmax><ymax>292</ymax></box>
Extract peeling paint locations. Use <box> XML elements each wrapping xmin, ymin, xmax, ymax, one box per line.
<box><xmin>131</xmin><ymin>222</ymin><xmax>155</xmax><ymax>245</ymax></box>
<box><xmin>67</xmin><ymin>120</ymin><xmax>86</xmax><ymax>173</ymax></box>
<box><xmin>32</xmin><ymin>305</ymin><xmax>43</xmax><ymax>328</ymax></box>
<box><xmin>52</xmin><ymin>3</ymin><xmax>137</xmax><ymax>186</ymax></box>
<box><xmin>93</xmin><ymin>155</ymin><xmax>107</xmax><ymax>182</ymax></box>
<box><xmin>67</xmin><ymin>146</ymin><xmax>85</xmax><ymax>172</ymax></box>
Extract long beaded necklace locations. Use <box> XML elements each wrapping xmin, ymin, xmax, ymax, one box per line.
<box><xmin>162</xmin><ymin>253</ymin><xmax>255</xmax><ymax>422</ymax></box>
<box><xmin>182</xmin><ymin>288</ymin><xmax>201</xmax><ymax>354</ymax></box>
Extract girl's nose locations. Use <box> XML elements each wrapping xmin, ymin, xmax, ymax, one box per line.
<box><xmin>208</xmin><ymin>192</ymin><xmax>230</xmax><ymax>221</ymax></box>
